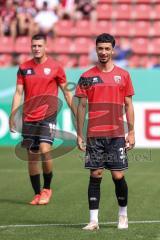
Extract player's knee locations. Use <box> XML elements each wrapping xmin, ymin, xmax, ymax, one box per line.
<box><xmin>91</xmin><ymin>169</ymin><xmax>103</xmax><ymax>178</ymax></box>
<box><xmin>111</xmin><ymin>171</ymin><xmax>124</xmax><ymax>180</ymax></box>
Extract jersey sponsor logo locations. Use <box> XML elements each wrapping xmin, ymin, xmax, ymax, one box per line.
<box><xmin>78</xmin><ymin>76</ymin><xmax>103</xmax><ymax>89</ymax></box>
<box><xmin>19</xmin><ymin>68</ymin><xmax>35</xmax><ymax>76</ymax></box>
<box><xmin>44</xmin><ymin>68</ymin><xmax>51</xmax><ymax>75</ymax></box>
<box><xmin>92</xmin><ymin>77</ymin><xmax>99</xmax><ymax>83</ymax></box>
<box><xmin>114</xmin><ymin>75</ymin><xmax>121</xmax><ymax>84</ymax></box>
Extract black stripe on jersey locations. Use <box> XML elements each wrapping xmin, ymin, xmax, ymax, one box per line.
<box><xmin>18</xmin><ymin>68</ymin><xmax>35</xmax><ymax>76</ymax></box>
<box><xmin>78</xmin><ymin>76</ymin><xmax>103</xmax><ymax>89</ymax></box>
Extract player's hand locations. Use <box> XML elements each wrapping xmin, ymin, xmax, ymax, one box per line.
<box><xmin>125</xmin><ymin>131</ymin><xmax>135</xmax><ymax>150</ymax></box>
<box><xmin>9</xmin><ymin>114</ymin><xmax>16</xmax><ymax>133</ymax></box>
<box><xmin>77</xmin><ymin>136</ymin><xmax>86</xmax><ymax>152</ymax></box>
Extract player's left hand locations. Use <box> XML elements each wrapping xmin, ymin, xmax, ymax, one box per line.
<box><xmin>125</xmin><ymin>131</ymin><xmax>135</xmax><ymax>150</ymax></box>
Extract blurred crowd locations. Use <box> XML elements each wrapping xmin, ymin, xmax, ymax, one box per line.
<box><xmin>0</xmin><ymin>0</ymin><xmax>159</xmax><ymax>68</ymax></box>
<box><xmin>0</xmin><ymin>0</ymin><xmax>97</xmax><ymax>38</ymax></box>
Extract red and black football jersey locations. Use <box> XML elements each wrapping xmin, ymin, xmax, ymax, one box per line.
<box><xmin>17</xmin><ymin>57</ymin><xmax>66</xmax><ymax>122</ymax></box>
<box><xmin>75</xmin><ymin>65</ymin><xmax>134</xmax><ymax>138</ymax></box>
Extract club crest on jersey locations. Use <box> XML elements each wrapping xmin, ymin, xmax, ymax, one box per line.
<box><xmin>114</xmin><ymin>75</ymin><xmax>121</xmax><ymax>83</ymax></box>
<box><xmin>44</xmin><ymin>68</ymin><xmax>51</xmax><ymax>75</ymax></box>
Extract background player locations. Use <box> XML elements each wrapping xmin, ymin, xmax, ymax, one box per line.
<box><xmin>9</xmin><ymin>33</ymin><xmax>77</xmax><ymax>205</ymax></box>
<box><xmin>75</xmin><ymin>33</ymin><xmax>135</xmax><ymax>230</ymax></box>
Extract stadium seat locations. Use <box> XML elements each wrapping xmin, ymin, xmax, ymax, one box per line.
<box><xmin>132</xmin><ymin>4</ymin><xmax>154</xmax><ymax>20</ymax></box>
<box><xmin>149</xmin><ymin>38</ymin><xmax>160</xmax><ymax>54</ymax></box>
<box><xmin>111</xmin><ymin>4</ymin><xmax>132</xmax><ymax>20</ymax></box>
<box><xmin>56</xmin><ymin>55</ymin><xmax>78</xmax><ymax>68</ymax></box>
<box><xmin>98</xmin><ymin>0</ymin><xmax>113</xmax><ymax>3</ymax></box>
<box><xmin>73</xmin><ymin>38</ymin><xmax>94</xmax><ymax>54</ymax></box>
<box><xmin>19</xmin><ymin>54</ymin><xmax>31</xmax><ymax>64</ymax></box>
<box><xmin>97</xmin><ymin>4</ymin><xmax>112</xmax><ymax>19</ymax></box>
<box><xmin>50</xmin><ymin>37</ymin><xmax>75</xmax><ymax>54</ymax></box>
<box><xmin>154</xmin><ymin>4</ymin><xmax>160</xmax><ymax>20</ymax></box>
<box><xmin>92</xmin><ymin>20</ymin><xmax>111</xmax><ymax>36</ymax></box>
<box><xmin>128</xmin><ymin>55</ymin><xmax>140</xmax><ymax>68</ymax></box>
<box><xmin>152</xmin><ymin>21</ymin><xmax>160</xmax><ymax>37</ymax></box>
<box><xmin>132</xmin><ymin>21</ymin><xmax>151</xmax><ymax>37</ymax></box>
<box><xmin>0</xmin><ymin>37</ymin><xmax>14</xmax><ymax>53</ymax></box>
<box><xmin>15</xmin><ymin>37</ymin><xmax>30</xmax><ymax>53</ymax></box>
<box><xmin>111</xmin><ymin>21</ymin><xmax>134</xmax><ymax>37</ymax></box>
<box><xmin>79</xmin><ymin>55</ymin><xmax>90</xmax><ymax>67</ymax></box>
<box><xmin>55</xmin><ymin>20</ymin><xmax>74</xmax><ymax>37</ymax></box>
<box><xmin>98</xmin><ymin>0</ymin><xmax>132</xmax><ymax>3</ymax></box>
<box><xmin>134</xmin><ymin>0</ymin><xmax>159</xmax><ymax>3</ymax></box>
<box><xmin>0</xmin><ymin>54</ymin><xmax>12</xmax><ymax>67</ymax></box>
<box><xmin>73</xmin><ymin>20</ymin><xmax>94</xmax><ymax>37</ymax></box>
<box><xmin>131</xmin><ymin>38</ymin><xmax>149</xmax><ymax>54</ymax></box>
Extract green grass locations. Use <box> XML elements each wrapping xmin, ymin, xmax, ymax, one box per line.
<box><xmin>0</xmin><ymin>147</ymin><xmax>160</xmax><ymax>240</ymax></box>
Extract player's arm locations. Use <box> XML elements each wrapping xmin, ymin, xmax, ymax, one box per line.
<box><xmin>125</xmin><ymin>96</ymin><xmax>135</xmax><ymax>150</ymax></box>
<box><xmin>59</xmin><ymin>82</ymin><xmax>77</xmax><ymax>118</ymax></box>
<box><xmin>77</xmin><ymin>97</ymin><xmax>87</xmax><ymax>151</ymax></box>
<box><xmin>9</xmin><ymin>84</ymin><xmax>24</xmax><ymax>132</ymax></box>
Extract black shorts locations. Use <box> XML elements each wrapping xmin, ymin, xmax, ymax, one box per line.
<box><xmin>21</xmin><ymin>115</ymin><xmax>56</xmax><ymax>150</ymax></box>
<box><xmin>85</xmin><ymin>137</ymin><xmax>128</xmax><ymax>171</ymax></box>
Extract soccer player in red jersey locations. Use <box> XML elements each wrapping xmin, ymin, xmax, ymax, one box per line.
<box><xmin>75</xmin><ymin>33</ymin><xmax>135</xmax><ymax>230</ymax></box>
<box><xmin>9</xmin><ymin>34</ymin><xmax>77</xmax><ymax>205</ymax></box>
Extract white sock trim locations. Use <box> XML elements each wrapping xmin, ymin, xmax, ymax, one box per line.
<box><xmin>90</xmin><ymin>209</ymin><xmax>99</xmax><ymax>223</ymax></box>
<box><xmin>119</xmin><ymin>206</ymin><xmax>127</xmax><ymax>217</ymax></box>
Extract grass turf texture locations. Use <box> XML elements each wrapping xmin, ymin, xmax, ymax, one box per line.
<box><xmin>0</xmin><ymin>147</ymin><xmax>160</xmax><ymax>240</ymax></box>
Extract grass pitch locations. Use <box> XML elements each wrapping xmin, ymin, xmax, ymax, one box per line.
<box><xmin>0</xmin><ymin>147</ymin><xmax>160</xmax><ymax>240</ymax></box>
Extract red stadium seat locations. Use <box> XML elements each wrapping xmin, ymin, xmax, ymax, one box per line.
<box><xmin>149</xmin><ymin>38</ymin><xmax>160</xmax><ymax>54</ymax></box>
<box><xmin>128</xmin><ymin>55</ymin><xmax>140</xmax><ymax>68</ymax></box>
<box><xmin>152</xmin><ymin>21</ymin><xmax>160</xmax><ymax>37</ymax></box>
<box><xmin>74</xmin><ymin>38</ymin><xmax>94</xmax><ymax>54</ymax></box>
<box><xmin>111</xmin><ymin>4</ymin><xmax>132</xmax><ymax>20</ymax></box>
<box><xmin>50</xmin><ymin>38</ymin><xmax>75</xmax><ymax>54</ymax></box>
<box><xmin>73</xmin><ymin>20</ymin><xmax>94</xmax><ymax>37</ymax></box>
<box><xmin>97</xmin><ymin>4</ymin><xmax>112</xmax><ymax>19</ymax></box>
<box><xmin>134</xmin><ymin>0</ymin><xmax>159</xmax><ymax>3</ymax></box>
<box><xmin>0</xmin><ymin>37</ymin><xmax>14</xmax><ymax>53</ymax></box>
<box><xmin>98</xmin><ymin>0</ymin><xmax>112</xmax><ymax>3</ymax></box>
<box><xmin>154</xmin><ymin>4</ymin><xmax>160</xmax><ymax>20</ymax></box>
<box><xmin>92</xmin><ymin>20</ymin><xmax>111</xmax><ymax>36</ymax></box>
<box><xmin>79</xmin><ymin>55</ymin><xmax>90</xmax><ymax>67</ymax></box>
<box><xmin>132</xmin><ymin>4</ymin><xmax>154</xmax><ymax>20</ymax></box>
<box><xmin>111</xmin><ymin>21</ymin><xmax>134</xmax><ymax>37</ymax></box>
<box><xmin>15</xmin><ymin>37</ymin><xmax>30</xmax><ymax>53</ymax></box>
<box><xmin>55</xmin><ymin>20</ymin><xmax>74</xmax><ymax>37</ymax></box>
<box><xmin>132</xmin><ymin>21</ymin><xmax>151</xmax><ymax>37</ymax></box>
<box><xmin>0</xmin><ymin>54</ymin><xmax>12</xmax><ymax>66</ymax></box>
<box><xmin>57</xmin><ymin>55</ymin><xmax>78</xmax><ymax>68</ymax></box>
<box><xmin>131</xmin><ymin>38</ymin><xmax>149</xmax><ymax>54</ymax></box>
<box><xmin>19</xmin><ymin>54</ymin><xmax>31</xmax><ymax>64</ymax></box>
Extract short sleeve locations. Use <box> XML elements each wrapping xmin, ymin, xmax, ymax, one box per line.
<box><xmin>17</xmin><ymin>68</ymin><xmax>24</xmax><ymax>85</ymax></box>
<box><xmin>56</xmin><ymin>66</ymin><xmax>67</xmax><ymax>84</ymax></box>
<box><xmin>125</xmin><ymin>72</ymin><xmax>134</xmax><ymax>97</ymax></box>
<box><xmin>75</xmin><ymin>76</ymin><xmax>88</xmax><ymax>98</ymax></box>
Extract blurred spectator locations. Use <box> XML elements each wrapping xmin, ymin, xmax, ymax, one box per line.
<box><xmin>59</xmin><ymin>0</ymin><xmax>75</xmax><ymax>19</ymax></box>
<box><xmin>35</xmin><ymin>0</ymin><xmax>59</xmax><ymax>10</ymax></box>
<box><xmin>0</xmin><ymin>0</ymin><xmax>17</xmax><ymax>38</ymax></box>
<box><xmin>34</xmin><ymin>1</ymin><xmax>58</xmax><ymax>37</ymax></box>
<box><xmin>74</xmin><ymin>0</ymin><xmax>97</xmax><ymax>21</ymax></box>
<box><xmin>114</xmin><ymin>38</ymin><xmax>132</xmax><ymax>68</ymax></box>
<box><xmin>16</xmin><ymin>0</ymin><xmax>37</xmax><ymax>36</ymax></box>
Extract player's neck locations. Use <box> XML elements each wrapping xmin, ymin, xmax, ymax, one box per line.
<box><xmin>34</xmin><ymin>55</ymin><xmax>48</xmax><ymax>64</ymax></box>
<box><xmin>97</xmin><ymin>61</ymin><xmax>114</xmax><ymax>73</ymax></box>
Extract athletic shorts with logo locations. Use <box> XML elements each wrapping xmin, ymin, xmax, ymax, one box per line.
<box><xmin>85</xmin><ymin>137</ymin><xmax>128</xmax><ymax>170</ymax></box>
<box><xmin>21</xmin><ymin>114</ymin><xmax>56</xmax><ymax>150</ymax></box>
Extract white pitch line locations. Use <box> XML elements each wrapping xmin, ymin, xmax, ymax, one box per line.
<box><xmin>0</xmin><ymin>220</ymin><xmax>160</xmax><ymax>229</ymax></box>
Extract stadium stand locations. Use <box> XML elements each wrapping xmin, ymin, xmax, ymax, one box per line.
<box><xmin>0</xmin><ymin>0</ymin><xmax>160</xmax><ymax>68</ymax></box>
